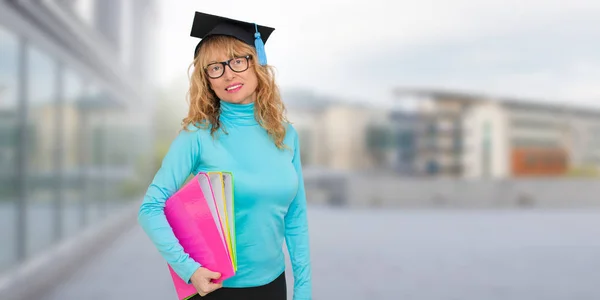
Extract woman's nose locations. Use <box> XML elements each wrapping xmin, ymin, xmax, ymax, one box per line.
<box><xmin>222</xmin><ymin>65</ymin><xmax>235</xmax><ymax>80</ymax></box>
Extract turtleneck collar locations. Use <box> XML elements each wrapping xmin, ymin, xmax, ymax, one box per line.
<box><xmin>219</xmin><ymin>100</ymin><xmax>258</xmax><ymax>126</ymax></box>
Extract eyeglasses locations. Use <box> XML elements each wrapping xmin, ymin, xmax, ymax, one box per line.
<box><xmin>204</xmin><ymin>55</ymin><xmax>252</xmax><ymax>79</ymax></box>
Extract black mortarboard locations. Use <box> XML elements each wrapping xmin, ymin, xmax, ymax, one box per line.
<box><xmin>190</xmin><ymin>11</ymin><xmax>275</xmax><ymax>65</ymax></box>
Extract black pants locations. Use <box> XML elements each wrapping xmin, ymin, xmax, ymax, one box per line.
<box><xmin>190</xmin><ymin>271</ymin><xmax>287</xmax><ymax>300</ymax></box>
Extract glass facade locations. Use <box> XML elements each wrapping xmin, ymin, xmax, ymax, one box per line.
<box><xmin>25</xmin><ymin>45</ymin><xmax>59</xmax><ymax>258</ymax></box>
<box><xmin>0</xmin><ymin>25</ymin><xmax>19</xmax><ymax>272</ymax></box>
<box><xmin>0</xmin><ymin>7</ymin><xmax>155</xmax><ymax>274</ymax></box>
<box><xmin>62</xmin><ymin>68</ymin><xmax>85</xmax><ymax>238</ymax></box>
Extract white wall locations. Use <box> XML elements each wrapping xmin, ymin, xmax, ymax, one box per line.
<box><xmin>462</xmin><ymin>101</ymin><xmax>510</xmax><ymax>179</ymax></box>
<box><xmin>287</xmin><ymin>104</ymin><xmax>388</xmax><ymax>171</ymax></box>
<box><xmin>321</xmin><ymin>106</ymin><xmax>372</xmax><ymax>170</ymax></box>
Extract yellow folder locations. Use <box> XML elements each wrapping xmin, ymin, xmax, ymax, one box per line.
<box><xmin>208</xmin><ymin>171</ymin><xmax>237</xmax><ymax>271</ymax></box>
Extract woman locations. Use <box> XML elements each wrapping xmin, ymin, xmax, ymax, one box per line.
<box><xmin>137</xmin><ymin>11</ymin><xmax>312</xmax><ymax>300</ymax></box>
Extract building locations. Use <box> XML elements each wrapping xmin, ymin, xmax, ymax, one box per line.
<box><xmin>284</xmin><ymin>89</ymin><xmax>391</xmax><ymax>172</ymax></box>
<box><xmin>482</xmin><ymin>99</ymin><xmax>600</xmax><ymax>178</ymax></box>
<box><xmin>0</xmin><ymin>0</ymin><xmax>158</xmax><ymax>276</ymax></box>
<box><xmin>393</xmin><ymin>89</ymin><xmax>478</xmax><ymax>177</ymax></box>
<box><xmin>393</xmin><ymin>88</ymin><xmax>600</xmax><ymax>178</ymax></box>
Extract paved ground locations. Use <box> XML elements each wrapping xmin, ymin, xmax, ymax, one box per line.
<box><xmin>0</xmin><ymin>202</ymin><xmax>123</xmax><ymax>273</ymax></box>
<box><xmin>41</xmin><ymin>206</ymin><xmax>600</xmax><ymax>300</ymax></box>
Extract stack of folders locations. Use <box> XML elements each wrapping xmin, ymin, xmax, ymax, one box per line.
<box><xmin>164</xmin><ymin>171</ymin><xmax>237</xmax><ymax>300</ymax></box>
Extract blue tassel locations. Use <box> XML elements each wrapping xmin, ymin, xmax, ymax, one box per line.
<box><xmin>254</xmin><ymin>23</ymin><xmax>267</xmax><ymax>66</ymax></box>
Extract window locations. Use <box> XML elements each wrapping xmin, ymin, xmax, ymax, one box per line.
<box><xmin>366</xmin><ymin>125</ymin><xmax>393</xmax><ymax>150</ymax></box>
<box><xmin>0</xmin><ymin>25</ymin><xmax>20</xmax><ymax>273</ymax></box>
<box><xmin>426</xmin><ymin>160</ymin><xmax>440</xmax><ymax>175</ymax></box>
<box><xmin>453</xmin><ymin>135</ymin><xmax>462</xmax><ymax>152</ymax></box>
<box><xmin>61</xmin><ymin>68</ymin><xmax>85</xmax><ymax>237</ymax></box>
<box><xmin>63</xmin><ymin>69</ymin><xmax>84</xmax><ymax>171</ymax></box>
<box><xmin>397</xmin><ymin>132</ymin><xmax>414</xmax><ymax>149</ymax></box>
<box><xmin>25</xmin><ymin>45</ymin><xmax>59</xmax><ymax>259</ymax></box>
<box><xmin>511</xmin><ymin>137</ymin><xmax>559</xmax><ymax>148</ymax></box>
<box><xmin>481</xmin><ymin>122</ymin><xmax>492</xmax><ymax>177</ymax></box>
<box><xmin>427</xmin><ymin>123</ymin><xmax>437</xmax><ymax>135</ymax></box>
<box><xmin>511</xmin><ymin>118</ymin><xmax>561</xmax><ymax>131</ymax></box>
<box><xmin>0</xmin><ymin>27</ymin><xmax>19</xmax><ymax>189</ymax></box>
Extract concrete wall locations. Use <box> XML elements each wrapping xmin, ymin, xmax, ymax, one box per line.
<box><xmin>306</xmin><ymin>174</ymin><xmax>600</xmax><ymax>209</ymax></box>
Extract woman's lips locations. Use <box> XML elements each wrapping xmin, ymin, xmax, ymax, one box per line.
<box><xmin>225</xmin><ymin>83</ymin><xmax>243</xmax><ymax>93</ymax></box>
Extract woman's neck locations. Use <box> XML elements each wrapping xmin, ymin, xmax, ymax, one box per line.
<box><xmin>219</xmin><ymin>100</ymin><xmax>258</xmax><ymax>126</ymax></box>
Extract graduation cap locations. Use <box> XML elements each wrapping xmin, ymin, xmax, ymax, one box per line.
<box><xmin>190</xmin><ymin>11</ymin><xmax>275</xmax><ymax>66</ymax></box>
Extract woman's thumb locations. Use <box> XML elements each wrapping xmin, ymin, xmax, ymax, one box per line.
<box><xmin>207</xmin><ymin>270</ymin><xmax>221</xmax><ymax>279</ymax></box>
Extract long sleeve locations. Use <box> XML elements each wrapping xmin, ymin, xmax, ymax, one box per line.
<box><xmin>284</xmin><ymin>130</ymin><xmax>313</xmax><ymax>300</ymax></box>
<box><xmin>137</xmin><ymin>128</ymin><xmax>202</xmax><ymax>284</ymax></box>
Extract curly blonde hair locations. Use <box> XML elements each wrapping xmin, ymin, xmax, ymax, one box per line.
<box><xmin>181</xmin><ymin>35</ymin><xmax>288</xmax><ymax>149</ymax></box>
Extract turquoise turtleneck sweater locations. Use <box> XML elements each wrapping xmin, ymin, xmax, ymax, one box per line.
<box><xmin>137</xmin><ymin>100</ymin><xmax>312</xmax><ymax>299</ymax></box>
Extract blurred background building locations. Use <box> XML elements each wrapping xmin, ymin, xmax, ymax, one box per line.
<box><xmin>0</xmin><ymin>0</ymin><xmax>158</xmax><ymax>277</ymax></box>
<box><xmin>284</xmin><ymin>89</ymin><xmax>396</xmax><ymax>173</ymax></box>
<box><xmin>393</xmin><ymin>89</ymin><xmax>600</xmax><ymax>179</ymax></box>
<box><xmin>282</xmin><ymin>88</ymin><xmax>600</xmax><ymax>209</ymax></box>
<box><xmin>284</xmin><ymin>88</ymin><xmax>600</xmax><ymax>181</ymax></box>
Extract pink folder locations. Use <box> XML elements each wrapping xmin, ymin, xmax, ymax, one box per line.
<box><xmin>164</xmin><ymin>173</ymin><xmax>235</xmax><ymax>300</ymax></box>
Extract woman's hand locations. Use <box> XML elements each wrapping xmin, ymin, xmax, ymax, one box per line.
<box><xmin>190</xmin><ymin>267</ymin><xmax>223</xmax><ymax>296</ymax></box>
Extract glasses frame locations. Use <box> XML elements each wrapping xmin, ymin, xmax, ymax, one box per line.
<box><xmin>204</xmin><ymin>55</ymin><xmax>252</xmax><ymax>79</ymax></box>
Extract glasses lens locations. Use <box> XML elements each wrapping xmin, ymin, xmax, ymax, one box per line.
<box><xmin>230</xmin><ymin>57</ymin><xmax>248</xmax><ymax>72</ymax></box>
<box><xmin>206</xmin><ymin>63</ymin><xmax>224</xmax><ymax>78</ymax></box>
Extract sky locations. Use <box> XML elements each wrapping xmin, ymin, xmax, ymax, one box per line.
<box><xmin>155</xmin><ymin>0</ymin><xmax>600</xmax><ymax>108</ymax></box>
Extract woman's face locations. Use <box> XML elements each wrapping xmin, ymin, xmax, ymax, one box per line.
<box><xmin>205</xmin><ymin>53</ymin><xmax>259</xmax><ymax>105</ymax></box>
